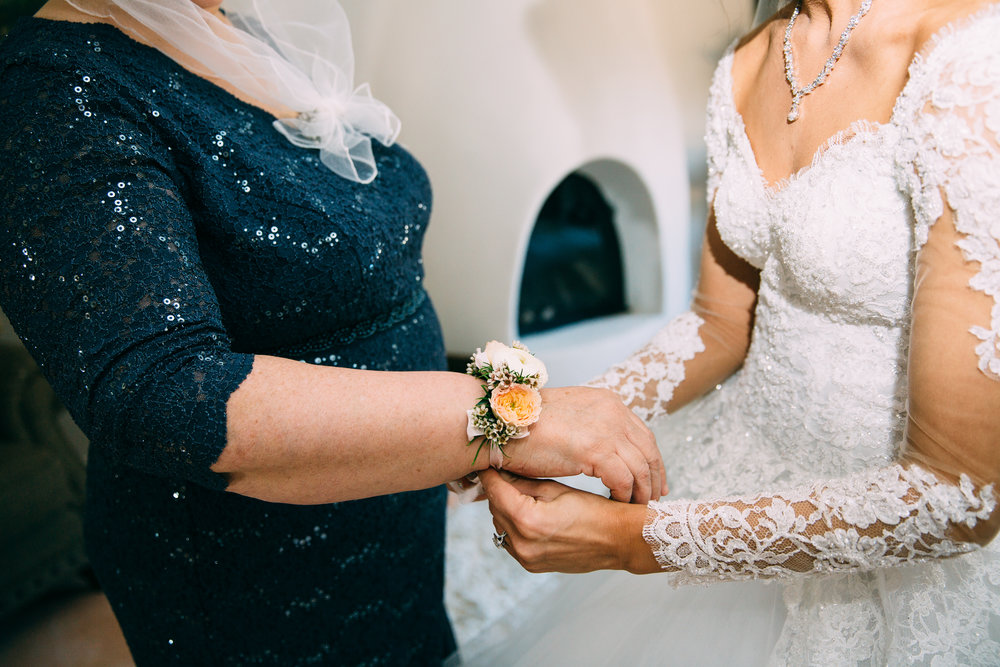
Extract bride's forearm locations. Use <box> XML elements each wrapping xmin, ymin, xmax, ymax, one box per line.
<box><xmin>588</xmin><ymin>308</ymin><xmax>750</xmax><ymax>422</ymax></box>
<box><xmin>616</xmin><ymin>502</ymin><xmax>664</xmax><ymax>574</ymax></box>
<box><xmin>214</xmin><ymin>355</ymin><xmax>487</xmax><ymax>504</ymax></box>
<box><xmin>640</xmin><ymin>463</ymin><xmax>996</xmax><ymax>583</ymax></box>
<box><xmin>590</xmin><ymin>215</ymin><xmax>758</xmax><ymax>422</ymax></box>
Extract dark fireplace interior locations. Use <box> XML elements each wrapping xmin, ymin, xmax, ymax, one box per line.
<box><xmin>518</xmin><ymin>172</ymin><xmax>626</xmax><ymax>335</ymax></box>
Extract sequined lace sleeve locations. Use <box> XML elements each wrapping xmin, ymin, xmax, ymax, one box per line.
<box><xmin>642</xmin><ymin>20</ymin><xmax>1000</xmax><ymax>583</ymax></box>
<box><xmin>0</xmin><ymin>59</ymin><xmax>254</xmax><ymax>489</ymax></box>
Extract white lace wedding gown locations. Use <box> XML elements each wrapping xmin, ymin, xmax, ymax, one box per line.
<box><xmin>446</xmin><ymin>7</ymin><xmax>1000</xmax><ymax>666</ymax></box>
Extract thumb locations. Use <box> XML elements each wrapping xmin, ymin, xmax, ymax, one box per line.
<box><xmin>479</xmin><ymin>468</ymin><xmax>523</xmax><ymax>509</ymax></box>
<box><xmin>482</xmin><ymin>469</ymin><xmax>572</xmax><ymax>504</ymax></box>
<box><xmin>501</xmin><ymin>472</ymin><xmax>575</xmax><ymax>502</ymax></box>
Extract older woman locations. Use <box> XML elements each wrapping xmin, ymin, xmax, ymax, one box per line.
<box><xmin>0</xmin><ymin>1</ymin><xmax>665</xmax><ymax>663</ymax></box>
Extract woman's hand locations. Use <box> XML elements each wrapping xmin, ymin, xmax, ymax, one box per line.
<box><xmin>502</xmin><ymin>386</ymin><xmax>667</xmax><ymax>503</ymax></box>
<box><xmin>479</xmin><ymin>469</ymin><xmax>660</xmax><ymax>574</ymax></box>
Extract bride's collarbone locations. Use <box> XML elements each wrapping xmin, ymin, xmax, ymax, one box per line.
<box><xmin>732</xmin><ymin>8</ymin><xmax>930</xmax><ymax>182</ymax></box>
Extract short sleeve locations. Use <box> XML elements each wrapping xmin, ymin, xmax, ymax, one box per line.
<box><xmin>704</xmin><ymin>45</ymin><xmax>739</xmax><ymax>206</ymax></box>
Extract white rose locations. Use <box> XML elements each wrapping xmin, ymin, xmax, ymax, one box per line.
<box><xmin>470</xmin><ymin>346</ymin><xmax>492</xmax><ymax>371</ymax></box>
<box><xmin>481</xmin><ymin>340</ymin><xmax>510</xmax><ymax>368</ymax></box>
<box><xmin>485</xmin><ymin>340</ymin><xmax>548</xmax><ymax>386</ymax></box>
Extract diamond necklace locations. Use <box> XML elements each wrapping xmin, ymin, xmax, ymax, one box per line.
<box><xmin>783</xmin><ymin>0</ymin><xmax>873</xmax><ymax>122</ymax></box>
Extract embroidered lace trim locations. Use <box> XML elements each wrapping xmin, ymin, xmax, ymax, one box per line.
<box><xmin>644</xmin><ymin>464</ymin><xmax>996</xmax><ymax>584</ymax></box>
<box><xmin>892</xmin><ymin>7</ymin><xmax>1000</xmax><ymax>380</ymax></box>
<box><xmin>587</xmin><ymin>311</ymin><xmax>705</xmax><ymax>422</ymax></box>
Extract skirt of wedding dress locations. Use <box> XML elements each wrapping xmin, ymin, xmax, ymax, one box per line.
<box><xmin>445</xmin><ymin>498</ymin><xmax>786</xmax><ymax>667</ymax></box>
<box><xmin>443</xmin><ymin>377</ymin><xmax>1000</xmax><ymax>665</ymax></box>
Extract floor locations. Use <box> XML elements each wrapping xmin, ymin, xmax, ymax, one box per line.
<box><xmin>0</xmin><ymin>590</ymin><xmax>133</xmax><ymax>666</ymax></box>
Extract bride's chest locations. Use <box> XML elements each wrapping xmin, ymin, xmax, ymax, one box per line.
<box><xmin>713</xmin><ymin>127</ymin><xmax>914</xmax><ymax>325</ymax></box>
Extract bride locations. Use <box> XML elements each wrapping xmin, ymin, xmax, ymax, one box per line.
<box><xmin>463</xmin><ymin>0</ymin><xmax>1000</xmax><ymax>663</ymax></box>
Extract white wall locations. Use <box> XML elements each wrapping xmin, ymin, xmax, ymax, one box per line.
<box><xmin>340</xmin><ymin>1</ymin><xmax>754</xmax><ymax>383</ymax></box>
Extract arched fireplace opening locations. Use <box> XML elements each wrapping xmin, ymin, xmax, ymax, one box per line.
<box><xmin>518</xmin><ymin>172</ymin><xmax>627</xmax><ymax>335</ymax></box>
<box><xmin>514</xmin><ymin>159</ymin><xmax>668</xmax><ymax>386</ymax></box>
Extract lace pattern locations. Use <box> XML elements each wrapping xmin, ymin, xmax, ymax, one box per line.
<box><xmin>636</xmin><ymin>7</ymin><xmax>1000</xmax><ymax>664</ymax></box>
<box><xmin>892</xmin><ymin>9</ymin><xmax>1000</xmax><ymax>380</ymax></box>
<box><xmin>644</xmin><ymin>464</ymin><xmax>995</xmax><ymax>585</ymax></box>
<box><xmin>587</xmin><ymin>311</ymin><xmax>705</xmax><ymax>422</ymax></box>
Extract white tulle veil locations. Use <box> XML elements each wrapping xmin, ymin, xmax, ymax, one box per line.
<box><xmin>65</xmin><ymin>0</ymin><xmax>400</xmax><ymax>183</ymax></box>
<box><xmin>753</xmin><ymin>0</ymin><xmax>793</xmax><ymax>26</ymax></box>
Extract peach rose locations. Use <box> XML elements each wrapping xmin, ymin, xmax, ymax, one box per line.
<box><xmin>489</xmin><ymin>383</ymin><xmax>542</xmax><ymax>428</ymax></box>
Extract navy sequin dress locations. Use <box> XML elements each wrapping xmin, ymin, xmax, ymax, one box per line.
<box><xmin>0</xmin><ymin>18</ymin><xmax>455</xmax><ymax>666</ymax></box>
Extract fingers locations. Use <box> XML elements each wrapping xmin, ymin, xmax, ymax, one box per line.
<box><xmin>480</xmin><ymin>469</ymin><xmax>525</xmax><ymax>564</ymax></box>
<box><xmin>484</xmin><ymin>470</ymin><xmax>631</xmax><ymax>574</ymax></box>
<box><xmin>626</xmin><ymin>412</ymin><xmax>668</xmax><ymax>499</ymax></box>
<box><xmin>480</xmin><ymin>469</ymin><xmax>568</xmax><ymax>503</ymax></box>
<box><xmin>504</xmin><ymin>472</ymin><xmax>576</xmax><ymax>502</ymax></box>
<box><xmin>595</xmin><ymin>390</ymin><xmax>663</xmax><ymax>502</ymax></box>
<box><xmin>619</xmin><ymin>439</ymin><xmax>653</xmax><ymax>504</ymax></box>
<box><xmin>480</xmin><ymin>470</ymin><xmax>573</xmax><ymax>560</ymax></box>
<box><xmin>479</xmin><ymin>468</ymin><xmax>528</xmax><ymax>515</ymax></box>
<box><xmin>593</xmin><ymin>451</ymin><xmax>634</xmax><ymax>503</ymax></box>
<box><xmin>507</xmin><ymin>385</ymin><xmax>668</xmax><ymax>503</ymax></box>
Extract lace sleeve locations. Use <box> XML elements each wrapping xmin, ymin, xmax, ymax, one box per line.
<box><xmin>896</xmin><ymin>23</ymin><xmax>1000</xmax><ymax>380</ymax></box>
<box><xmin>587</xmin><ymin>312</ymin><xmax>706</xmax><ymax>422</ymax></box>
<box><xmin>589</xmin><ymin>48</ymin><xmax>758</xmax><ymax>421</ymax></box>
<box><xmin>589</xmin><ymin>216</ymin><xmax>759</xmax><ymax>422</ymax></box>
<box><xmin>644</xmin><ymin>464</ymin><xmax>994</xmax><ymax>584</ymax></box>
<box><xmin>0</xmin><ymin>60</ymin><xmax>254</xmax><ymax>489</ymax></box>
<box><xmin>642</xmin><ymin>22</ymin><xmax>1000</xmax><ymax>583</ymax></box>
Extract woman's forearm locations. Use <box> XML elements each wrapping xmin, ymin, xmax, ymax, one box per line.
<box><xmin>215</xmin><ymin>355</ymin><xmax>487</xmax><ymax>504</ymax></box>
<box><xmin>216</xmin><ymin>355</ymin><xmax>666</xmax><ymax>505</ymax></box>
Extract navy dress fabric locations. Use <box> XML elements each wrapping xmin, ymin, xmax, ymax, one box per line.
<box><xmin>0</xmin><ymin>18</ymin><xmax>454</xmax><ymax>666</ymax></box>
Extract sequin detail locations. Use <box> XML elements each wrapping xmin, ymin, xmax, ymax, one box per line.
<box><xmin>0</xmin><ymin>18</ymin><xmax>454</xmax><ymax>665</ymax></box>
<box><xmin>263</xmin><ymin>288</ymin><xmax>427</xmax><ymax>357</ymax></box>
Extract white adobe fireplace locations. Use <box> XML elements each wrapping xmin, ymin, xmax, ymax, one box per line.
<box><xmin>341</xmin><ymin>0</ymin><xmax>693</xmax><ymax>385</ymax></box>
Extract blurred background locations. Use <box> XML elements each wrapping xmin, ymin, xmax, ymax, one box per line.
<box><xmin>0</xmin><ymin>1</ymin><xmax>753</xmax><ymax>664</ymax></box>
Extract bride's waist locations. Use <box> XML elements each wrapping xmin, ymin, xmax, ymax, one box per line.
<box><xmin>746</xmin><ymin>298</ymin><xmax>906</xmax><ymax>391</ymax></box>
<box><xmin>731</xmin><ymin>313</ymin><xmax>907</xmax><ymax>462</ymax></box>
<box><xmin>739</xmin><ymin>338</ymin><xmax>902</xmax><ymax>413</ymax></box>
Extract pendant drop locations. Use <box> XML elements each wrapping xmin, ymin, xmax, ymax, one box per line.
<box><xmin>787</xmin><ymin>97</ymin><xmax>801</xmax><ymax>123</ymax></box>
<box><xmin>782</xmin><ymin>0</ymin><xmax>873</xmax><ymax>125</ymax></box>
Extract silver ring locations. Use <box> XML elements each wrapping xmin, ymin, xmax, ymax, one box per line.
<box><xmin>492</xmin><ymin>531</ymin><xmax>507</xmax><ymax>549</ymax></box>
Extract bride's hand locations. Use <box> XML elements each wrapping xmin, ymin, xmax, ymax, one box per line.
<box><xmin>479</xmin><ymin>469</ymin><xmax>659</xmax><ymax>574</ymax></box>
<box><xmin>503</xmin><ymin>386</ymin><xmax>667</xmax><ymax>503</ymax></box>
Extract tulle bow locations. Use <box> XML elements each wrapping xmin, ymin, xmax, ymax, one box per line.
<box><xmin>68</xmin><ymin>0</ymin><xmax>400</xmax><ymax>183</ymax></box>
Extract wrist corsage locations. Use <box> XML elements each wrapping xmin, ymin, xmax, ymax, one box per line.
<box><xmin>466</xmin><ymin>340</ymin><xmax>548</xmax><ymax>468</ymax></box>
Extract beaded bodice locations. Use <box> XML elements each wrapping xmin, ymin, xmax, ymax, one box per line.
<box><xmin>589</xmin><ymin>8</ymin><xmax>1000</xmax><ymax>662</ymax></box>
<box><xmin>706</xmin><ymin>56</ymin><xmax>914</xmax><ymax>487</ymax></box>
